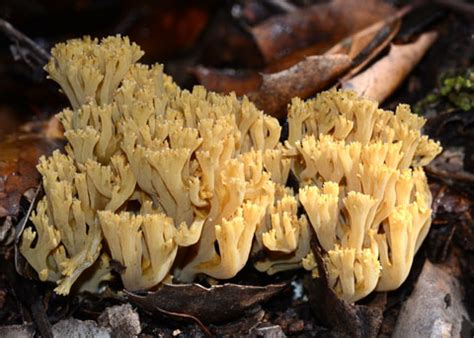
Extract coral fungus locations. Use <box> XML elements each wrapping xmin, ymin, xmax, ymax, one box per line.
<box><xmin>20</xmin><ymin>36</ymin><xmax>441</xmax><ymax>303</ymax></box>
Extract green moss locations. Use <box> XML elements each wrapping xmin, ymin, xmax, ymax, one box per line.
<box><xmin>415</xmin><ymin>68</ymin><xmax>474</xmax><ymax>115</ymax></box>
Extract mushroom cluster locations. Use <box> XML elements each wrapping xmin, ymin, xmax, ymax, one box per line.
<box><xmin>288</xmin><ymin>91</ymin><xmax>441</xmax><ymax>301</ymax></box>
<box><xmin>20</xmin><ymin>36</ymin><xmax>302</xmax><ymax>294</ymax></box>
<box><xmin>20</xmin><ymin>36</ymin><xmax>441</xmax><ymax>303</ymax></box>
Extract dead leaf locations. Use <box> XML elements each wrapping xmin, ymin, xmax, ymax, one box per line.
<box><xmin>341</xmin><ymin>31</ymin><xmax>438</xmax><ymax>102</ymax></box>
<box><xmin>210</xmin><ymin>308</ymin><xmax>265</xmax><ymax>336</ymax></box>
<box><xmin>0</xmin><ymin>135</ymin><xmax>62</xmax><ymax>219</ymax></box>
<box><xmin>196</xmin><ymin>7</ymin><xmax>407</xmax><ymax>97</ymax></box>
<box><xmin>191</xmin><ymin>66</ymin><xmax>262</xmax><ymax>95</ymax></box>
<box><xmin>327</xmin><ymin>6</ymin><xmax>412</xmax><ymax>80</ymax></box>
<box><xmin>251</xmin><ymin>0</ymin><xmax>395</xmax><ymax>64</ymax></box>
<box><xmin>305</xmin><ymin>236</ymin><xmax>384</xmax><ymax>338</ymax></box>
<box><xmin>198</xmin><ymin>10</ymin><xmax>264</xmax><ymax>69</ymax></box>
<box><xmin>126</xmin><ymin>282</ymin><xmax>287</xmax><ymax>324</ymax></box>
<box><xmin>248</xmin><ymin>54</ymin><xmax>351</xmax><ymax>117</ymax></box>
<box><xmin>325</xmin><ymin>14</ymin><xmax>399</xmax><ymax>59</ymax></box>
<box><xmin>127</xmin><ymin>3</ymin><xmax>210</xmax><ymax>62</ymax></box>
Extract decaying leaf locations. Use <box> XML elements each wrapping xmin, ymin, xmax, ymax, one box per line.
<box><xmin>342</xmin><ymin>31</ymin><xmax>438</xmax><ymax>102</ymax></box>
<box><xmin>193</xmin><ymin>8</ymin><xmax>406</xmax><ymax>101</ymax></box>
<box><xmin>327</xmin><ymin>6</ymin><xmax>411</xmax><ymax>80</ymax></box>
<box><xmin>191</xmin><ymin>66</ymin><xmax>262</xmax><ymax>95</ymax></box>
<box><xmin>210</xmin><ymin>308</ymin><xmax>265</xmax><ymax>336</ymax></box>
<box><xmin>126</xmin><ymin>282</ymin><xmax>287</xmax><ymax>324</ymax></box>
<box><xmin>251</xmin><ymin>0</ymin><xmax>395</xmax><ymax>64</ymax></box>
<box><xmin>0</xmin><ymin>135</ymin><xmax>62</xmax><ymax>219</ymax></box>
<box><xmin>325</xmin><ymin>12</ymin><xmax>400</xmax><ymax>59</ymax></box>
<box><xmin>193</xmin><ymin>54</ymin><xmax>352</xmax><ymax>112</ymax></box>
<box><xmin>248</xmin><ymin>54</ymin><xmax>351</xmax><ymax>117</ymax></box>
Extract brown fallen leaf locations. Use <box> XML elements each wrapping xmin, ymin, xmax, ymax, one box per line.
<box><xmin>193</xmin><ymin>9</ymin><xmax>405</xmax><ymax>98</ymax></box>
<box><xmin>198</xmin><ymin>10</ymin><xmax>265</xmax><ymax>69</ymax></box>
<box><xmin>191</xmin><ymin>66</ymin><xmax>262</xmax><ymax>95</ymax></box>
<box><xmin>326</xmin><ymin>19</ymin><xmax>398</xmax><ymax>60</ymax></box>
<box><xmin>0</xmin><ymin>135</ymin><xmax>62</xmax><ymax>219</ymax></box>
<box><xmin>248</xmin><ymin>54</ymin><xmax>351</xmax><ymax>117</ymax></box>
<box><xmin>341</xmin><ymin>31</ymin><xmax>438</xmax><ymax>102</ymax></box>
<box><xmin>327</xmin><ymin>6</ymin><xmax>413</xmax><ymax>80</ymax></box>
<box><xmin>266</xmin><ymin>5</ymin><xmax>411</xmax><ymax>74</ymax></box>
<box><xmin>210</xmin><ymin>308</ymin><xmax>265</xmax><ymax>336</ymax></box>
<box><xmin>251</xmin><ymin>0</ymin><xmax>395</xmax><ymax>65</ymax></box>
<box><xmin>126</xmin><ymin>282</ymin><xmax>287</xmax><ymax>324</ymax></box>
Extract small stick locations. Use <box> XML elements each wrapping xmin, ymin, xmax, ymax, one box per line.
<box><xmin>262</xmin><ymin>0</ymin><xmax>298</xmax><ymax>13</ymax></box>
<box><xmin>0</xmin><ymin>18</ymin><xmax>50</xmax><ymax>68</ymax></box>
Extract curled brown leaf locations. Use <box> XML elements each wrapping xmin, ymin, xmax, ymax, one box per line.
<box><xmin>248</xmin><ymin>54</ymin><xmax>351</xmax><ymax>117</ymax></box>
<box><xmin>191</xmin><ymin>66</ymin><xmax>262</xmax><ymax>95</ymax></box>
<box><xmin>251</xmin><ymin>0</ymin><xmax>395</xmax><ymax>64</ymax></box>
<box><xmin>342</xmin><ymin>31</ymin><xmax>438</xmax><ymax>102</ymax></box>
<box><xmin>327</xmin><ymin>6</ymin><xmax>414</xmax><ymax>80</ymax></box>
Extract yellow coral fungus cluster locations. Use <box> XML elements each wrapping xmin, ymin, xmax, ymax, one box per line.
<box><xmin>20</xmin><ymin>36</ymin><xmax>441</xmax><ymax>303</ymax></box>
<box><xmin>20</xmin><ymin>36</ymin><xmax>305</xmax><ymax>294</ymax></box>
<box><xmin>288</xmin><ymin>91</ymin><xmax>441</xmax><ymax>302</ymax></box>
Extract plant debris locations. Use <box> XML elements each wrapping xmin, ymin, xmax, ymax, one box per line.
<box><xmin>0</xmin><ymin>135</ymin><xmax>61</xmax><ymax>220</ymax></box>
<box><xmin>126</xmin><ymin>282</ymin><xmax>287</xmax><ymax>324</ymax></box>
<box><xmin>250</xmin><ymin>0</ymin><xmax>394</xmax><ymax>64</ymax></box>
<box><xmin>342</xmin><ymin>31</ymin><xmax>438</xmax><ymax>102</ymax></box>
<box><xmin>248</xmin><ymin>54</ymin><xmax>351</xmax><ymax>116</ymax></box>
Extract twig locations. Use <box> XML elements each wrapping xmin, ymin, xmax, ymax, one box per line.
<box><xmin>262</xmin><ymin>0</ymin><xmax>298</xmax><ymax>13</ymax></box>
<box><xmin>0</xmin><ymin>18</ymin><xmax>50</xmax><ymax>69</ymax></box>
<box><xmin>426</xmin><ymin>164</ymin><xmax>474</xmax><ymax>183</ymax></box>
<box><xmin>149</xmin><ymin>304</ymin><xmax>213</xmax><ymax>337</ymax></box>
